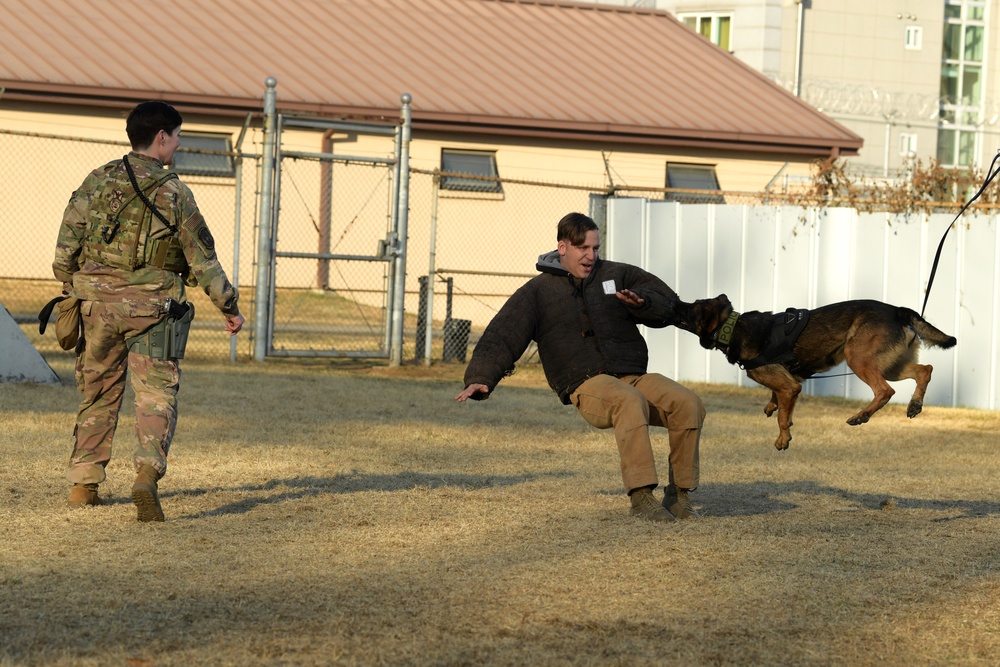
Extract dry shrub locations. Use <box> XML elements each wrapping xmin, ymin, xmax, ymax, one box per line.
<box><xmin>788</xmin><ymin>157</ymin><xmax>1000</xmax><ymax>215</ymax></box>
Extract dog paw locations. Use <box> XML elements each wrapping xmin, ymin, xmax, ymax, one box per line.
<box><xmin>774</xmin><ymin>436</ymin><xmax>791</xmax><ymax>450</ymax></box>
<box><xmin>846</xmin><ymin>413</ymin><xmax>870</xmax><ymax>426</ymax></box>
<box><xmin>764</xmin><ymin>405</ymin><xmax>776</xmax><ymax>418</ymax></box>
<box><xmin>907</xmin><ymin>402</ymin><xmax>923</xmax><ymax>419</ymax></box>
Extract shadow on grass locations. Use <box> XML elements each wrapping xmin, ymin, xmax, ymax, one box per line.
<box><xmin>166</xmin><ymin>470</ymin><xmax>575</xmax><ymax>520</ymax></box>
<box><xmin>698</xmin><ymin>479</ymin><xmax>1000</xmax><ymax>521</ymax></box>
<box><xmin>137</xmin><ymin>470</ymin><xmax>1000</xmax><ymax>522</ymax></box>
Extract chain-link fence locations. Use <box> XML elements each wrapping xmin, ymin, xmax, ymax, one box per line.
<box><xmin>261</xmin><ymin>118</ymin><xmax>401</xmax><ymax>360</ymax></box>
<box><xmin>0</xmin><ymin>127</ymin><xmax>264</xmax><ymax>361</ymax></box>
<box><xmin>9</xmin><ymin>122</ymin><xmax>986</xmax><ymax>369</ymax></box>
<box><xmin>404</xmin><ymin>169</ymin><xmax>603</xmax><ymax>365</ymax></box>
<box><xmin>400</xmin><ymin>170</ymin><xmax>823</xmax><ymax>365</ymax></box>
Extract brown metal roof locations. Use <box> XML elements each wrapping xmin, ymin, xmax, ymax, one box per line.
<box><xmin>0</xmin><ymin>0</ymin><xmax>862</xmax><ymax>157</ymax></box>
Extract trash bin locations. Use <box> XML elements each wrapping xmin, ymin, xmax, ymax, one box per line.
<box><xmin>443</xmin><ymin>318</ymin><xmax>472</xmax><ymax>363</ymax></box>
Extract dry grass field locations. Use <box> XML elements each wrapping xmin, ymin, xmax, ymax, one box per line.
<box><xmin>1</xmin><ymin>353</ymin><xmax>999</xmax><ymax>666</ymax></box>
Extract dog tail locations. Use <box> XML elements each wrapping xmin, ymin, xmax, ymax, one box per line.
<box><xmin>902</xmin><ymin>308</ymin><xmax>957</xmax><ymax>349</ymax></box>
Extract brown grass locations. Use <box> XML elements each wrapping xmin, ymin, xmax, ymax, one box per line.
<box><xmin>1</xmin><ymin>356</ymin><xmax>999</xmax><ymax>666</ymax></box>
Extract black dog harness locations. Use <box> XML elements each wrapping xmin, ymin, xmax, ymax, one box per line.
<box><xmin>716</xmin><ymin>308</ymin><xmax>811</xmax><ymax>375</ymax></box>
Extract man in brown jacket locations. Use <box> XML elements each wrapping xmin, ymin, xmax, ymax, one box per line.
<box><xmin>455</xmin><ymin>212</ymin><xmax>705</xmax><ymax>522</ymax></box>
<box><xmin>53</xmin><ymin>101</ymin><xmax>244</xmax><ymax>521</ymax></box>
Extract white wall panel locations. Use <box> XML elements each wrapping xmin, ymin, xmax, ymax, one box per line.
<box><xmin>607</xmin><ymin>198</ymin><xmax>997</xmax><ymax>412</ymax></box>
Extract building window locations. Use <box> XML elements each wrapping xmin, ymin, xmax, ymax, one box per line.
<box><xmin>172</xmin><ymin>132</ymin><xmax>235</xmax><ymax>177</ymax></box>
<box><xmin>905</xmin><ymin>26</ymin><xmax>922</xmax><ymax>49</ymax></box>
<box><xmin>679</xmin><ymin>13</ymin><xmax>732</xmax><ymax>51</ymax></box>
<box><xmin>440</xmin><ymin>149</ymin><xmax>502</xmax><ymax>193</ymax></box>
<box><xmin>665</xmin><ymin>163</ymin><xmax>724</xmax><ymax>203</ymax></box>
<box><xmin>937</xmin><ymin>0</ymin><xmax>986</xmax><ymax>167</ymax></box>
<box><xmin>899</xmin><ymin>133</ymin><xmax>918</xmax><ymax>157</ymax></box>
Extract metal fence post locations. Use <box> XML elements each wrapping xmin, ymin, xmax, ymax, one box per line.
<box><xmin>253</xmin><ymin>77</ymin><xmax>277</xmax><ymax>362</ymax></box>
<box><xmin>424</xmin><ymin>170</ymin><xmax>440</xmax><ymax>365</ymax></box>
<box><xmin>231</xmin><ymin>112</ymin><xmax>253</xmax><ymax>363</ymax></box>
<box><xmin>389</xmin><ymin>93</ymin><xmax>412</xmax><ymax>366</ymax></box>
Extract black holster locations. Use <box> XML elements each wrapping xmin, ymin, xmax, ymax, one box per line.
<box><xmin>126</xmin><ymin>299</ymin><xmax>194</xmax><ymax>360</ymax></box>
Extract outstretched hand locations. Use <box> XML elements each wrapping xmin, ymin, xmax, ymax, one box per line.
<box><xmin>225</xmin><ymin>313</ymin><xmax>245</xmax><ymax>335</ymax></box>
<box><xmin>616</xmin><ymin>289</ymin><xmax>645</xmax><ymax>307</ymax></box>
<box><xmin>455</xmin><ymin>383</ymin><xmax>489</xmax><ymax>402</ymax></box>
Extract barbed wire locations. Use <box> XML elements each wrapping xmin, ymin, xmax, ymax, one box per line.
<box><xmin>772</xmin><ymin>77</ymin><xmax>1000</xmax><ymax>124</ymax></box>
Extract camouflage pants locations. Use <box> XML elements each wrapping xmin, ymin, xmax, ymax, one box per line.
<box><xmin>67</xmin><ymin>300</ymin><xmax>180</xmax><ymax>485</ymax></box>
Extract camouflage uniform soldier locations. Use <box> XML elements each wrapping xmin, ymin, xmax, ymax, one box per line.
<box><xmin>52</xmin><ymin>101</ymin><xmax>244</xmax><ymax>522</ymax></box>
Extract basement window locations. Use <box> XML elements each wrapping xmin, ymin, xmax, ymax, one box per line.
<box><xmin>440</xmin><ymin>149</ymin><xmax>502</xmax><ymax>193</ymax></box>
<box><xmin>172</xmin><ymin>132</ymin><xmax>235</xmax><ymax>177</ymax></box>
<box><xmin>665</xmin><ymin>163</ymin><xmax>724</xmax><ymax>204</ymax></box>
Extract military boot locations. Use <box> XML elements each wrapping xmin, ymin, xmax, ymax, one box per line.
<box><xmin>629</xmin><ymin>487</ymin><xmax>676</xmax><ymax>523</ymax></box>
<box><xmin>131</xmin><ymin>465</ymin><xmax>165</xmax><ymax>522</ymax></box>
<box><xmin>662</xmin><ymin>484</ymin><xmax>699</xmax><ymax>520</ymax></box>
<box><xmin>67</xmin><ymin>483</ymin><xmax>102</xmax><ymax>508</ymax></box>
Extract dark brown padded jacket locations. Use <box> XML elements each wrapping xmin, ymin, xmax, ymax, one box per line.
<box><xmin>463</xmin><ymin>250</ymin><xmax>679</xmax><ymax>404</ymax></box>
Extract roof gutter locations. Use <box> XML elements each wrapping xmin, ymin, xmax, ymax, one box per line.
<box><xmin>410</xmin><ymin>119</ymin><xmax>861</xmax><ymax>157</ymax></box>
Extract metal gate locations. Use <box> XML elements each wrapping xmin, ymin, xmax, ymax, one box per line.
<box><xmin>252</xmin><ymin>86</ymin><xmax>412</xmax><ymax>362</ymax></box>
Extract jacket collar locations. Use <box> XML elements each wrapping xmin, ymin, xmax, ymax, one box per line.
<box><xmin>536</xmin><ymin>250</ymin><xmax>566</xmax><ymax>275</ymax></box>
<box><xmin>536</xmin><ymin>250</ymin><xmax>602</xmax><ymax>284</ymax></box>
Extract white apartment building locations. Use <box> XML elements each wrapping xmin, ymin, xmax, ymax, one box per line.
<box><xmin>602</xmin><ymin>0</ymin><xmax>998</xmax><ymax>178</ymax></box>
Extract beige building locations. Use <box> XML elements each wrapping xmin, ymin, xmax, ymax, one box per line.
<box><xmin>0</xmin><ymin>0</ymin><xmax>859</xmax><ymax>193</ymax></box>
<box><xmin>1</xmin><ymin>0</ymin><xmax>861</xmax><ymax>276</ymax></box>
<box><xmin>1</xmin><ymin>0</ymin><xmax>863</xmax><ymax>357</ymax></box>
<box><xmin>623</xmin><ymin>0</ymin><xmax>998</xmax><ymax>177</ymax></box>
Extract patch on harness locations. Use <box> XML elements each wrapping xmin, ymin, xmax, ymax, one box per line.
<box><xmin>741</xmin><ymin>308</ymin><xmax>810</xmax><ymax>373</ymax></box>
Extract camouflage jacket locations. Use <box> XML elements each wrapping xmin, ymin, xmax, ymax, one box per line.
<box><xmin>52</xmin><ymin>152</ymin><xmax>240</xmax><ymax>316</ymax></box>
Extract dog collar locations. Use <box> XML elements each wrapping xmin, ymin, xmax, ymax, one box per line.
<box><xmin>716</xmin><ymin>311</ymin><xmax>740</xmax><ymax>349</ymax></box>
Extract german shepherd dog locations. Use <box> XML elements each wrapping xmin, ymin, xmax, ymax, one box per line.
<box><xmin>674</xmin><ymin>294</ymin><xmax>957</xmax><ymax>450</ymax></box>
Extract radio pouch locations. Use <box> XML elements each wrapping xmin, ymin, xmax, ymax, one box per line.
<box><xmin>126</xmin><ymin>300</ymin><xmax>194</xmax><ymax>360</ymax></box>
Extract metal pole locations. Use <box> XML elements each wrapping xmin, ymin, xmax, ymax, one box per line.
<box><xmin>384</xmin><ymin>104</ymin><xmax>404</xmax><ymax>357</ymax></box>
<box><xmin>318</xmin><ymin>131</ymin><xmax>333</xmax><ymax>290</ymax></box>
<box><xmin>793</xmin><ymin>0</ymin><xmax>804</xmax><ymax>97</ymax></box>
<box><xmin>883</xmin><ymin>116</ymin><xmax>891</xmax><ymax>177</ymax></box>
<box><xmin>231</xmin><ymin>112</ymin><xmax>253</xmax><ymax>362</ymax></box>
<box><xmin>389</xmin><ymin>93</ymin><xmax>412</xmax><ymax>366</ymax></box>
<box><xmin>424</xmin><ymin>170</ymin><xmax>440</xmax><ymax>365</ymax></box>
<box><xmin>253</xmin><ymin>76</ymin><xmax>277</xmax><ymax>362</ymax></box>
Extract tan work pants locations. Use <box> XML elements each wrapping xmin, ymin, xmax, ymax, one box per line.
<box><xmin>570</xmin><ymin>373</ymin><xmax>704</xmax><ymax>494</ymax></box>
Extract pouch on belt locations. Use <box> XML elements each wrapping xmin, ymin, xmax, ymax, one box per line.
<box><xmin>38</xmin><ymin>295</ymin><xmax>84</xmax><ymax>352</ymax></box>
<box><xmin>126</xmin><ymin>299</ymin><xmax>195</xmax><ymax>360</ymax></box>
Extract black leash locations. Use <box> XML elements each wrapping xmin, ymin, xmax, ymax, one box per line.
<box><xmin>921</xmin><ymin>151</ymin><xmax>1000</xmax><ymax>317</ymax></box>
